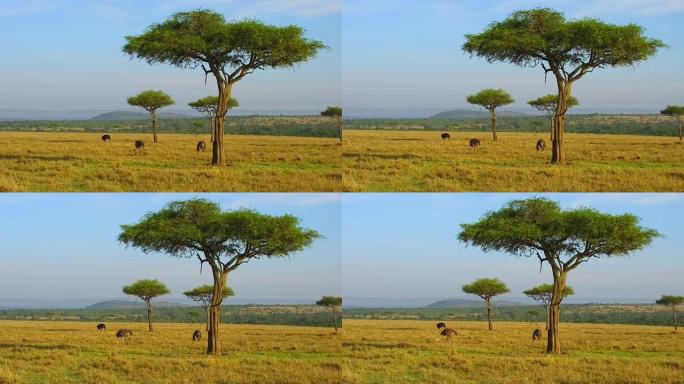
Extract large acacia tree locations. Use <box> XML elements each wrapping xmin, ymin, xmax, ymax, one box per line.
<box><xmin>458</xmin><ymin>198</ymin><xmax>659</xmax><ymax>353</ymax></box>
<box><xmin>184</xmin><ymin>285</ymin><xmax>234</xmax><ymax>332</ymax></box>
<box><xmin>528</xmin><ymin>95</ymin><xmax>578</xmax><ymax>140</ymax></box>
<box><xmin>523</xmin><ymin>284</ymin><xmax>574</xmax><ymax>330</ymax></box>
<box><xmin>321</xmin><ymin>106</ymin><xmax>342</xmax><ymax>142</ymax></box>
<box><xmin>464</xmin><ymin>8</ymin><xmax>665</xmax><ymax>164</ymax></box>
<box><xmin>656</xmin><ymin>295</ymin><xmax>683</xmax><ymax>331</ymax></box>
<box><xmin>466</xmin><ymin>89</ymin><xmax>514</xmax><ymax>142</ymax></box>
<box><xmin>462</xmin><ymin>278</ymin><xmax>509</xmax><ymax>331</ymax></box>
<box><xmin>118</xmin><ymin>199</ymin><xmax>321</xmax><ymax>355</ymax></box>
<box><xmin>316</xmin><ymin>296</ymin><xmax>342</xmax><ymax>332</ymax></box>
<box><xmin>127</xmin><ymin>90</ymin><xmax>175</xmax><ymax>144</ymax></box>
<box><xmin>188</xmin><ymin>96</ymin><xmax>239</xmax><ymax>142</ymax></box>
<box><xmin>122</xmin><ymin>279</ymin><xmax>170</xmax><ymax>332</ymax></box>
<box><xmin>123</xmin><ymin>10</ymin><xmax>326</xmax><ymax>166</ymax></box>
<box><xmin>660</xmin><ymin>105</ymin><xmax>684</xmax><ymax>142</ymax></box>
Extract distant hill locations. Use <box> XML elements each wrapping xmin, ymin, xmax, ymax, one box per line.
<box><xmin>86</xmin><ymin>300</ymin><xmax>189</xmax><ymax>309</ymax></box>
<box><xmin>425</xmin><ymin>298</ymin><xmax>526</xmax><ymax>308</ymax></box>
<box><xmin>430</xmin><ymin>109</ymin><xmax>531</xmax><ymax>119</ymax></box>
<box><xmin>89</xmin><ymin>111</ymin><xmax>195</xmax><ymax>121</ymax></box>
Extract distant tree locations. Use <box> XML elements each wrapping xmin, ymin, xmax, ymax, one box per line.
<box><xmin>660</xmin><ymin>105</ymin><xmax>684</xmax><ymax>142</ymax></box>
<box><xmin>191</xmin><ymin>121</ymin><xmax>204</xmax><ymax>137</ymax></box>
<box><xmin>466</xmin><ymin>89</ymin><xmax>514</xmax><ymax>141</ymax></box>
<box><xmin>122</xmin><ymin>279</ymin><xmax>170</xmax><ymax>332</ymax></box>
<box><xmin>321</xmin><ymin>106</ymin><xmax>342</xmax><ymax>142</ymax></box>
<box><xmin>184</xmin><ymin>284</ymin><xmax>235</xmax><ymax>332</ymax></box>
<box><xmin>188</xmin><ymin>96</ymin><xmax>239</xmax><ymax>141</ymax></box>
<box><xmin>523</xmin><ymin>284</ymin><xmax>574</xmax><ymax>330</ymax></box>
<box><xmin>126</xmin><ymin>90</ymin><xmax>175</xmax><ymax>143</ymax></box>
<box><xmin>124</xmin><ymin>10</ymin><xmax>326</xmax><ymax>166</ymax></box>
<box><xmin>316</xmin><ymin>296</ymin><xmax>342</xmax><ymax>331</ymax></box>
<box><xmin>462</xmin><ymin>278</ymin><xmax>510</xmax><ymax>331</ymax></box>
<box><xmin>656</xmin><ymin>295</ymin><xmax>683</xmax><ymax>331</ymax></box>
<box><xmin>459</xmin><ymin>198</ymin><xmax>659</xmax><ymax>353</ymax></box>
<box><xmin>119</xmin><ymin>199</ymin><xmax>321</xmax><ymax>355</ymax></box>
<box><xmin>464</xmin><ymin>8</ymin><xmax>665</xmax><ymax>164</ymax></box>
<box><xmin>528</xmin><ymin>95</ymin><xmax>579</xmax><ymax>140</ymax></box>
<box><xmin>526</xmin><ymin>310</ymin><xmax>539</xmax><ymax>325</ymax></box>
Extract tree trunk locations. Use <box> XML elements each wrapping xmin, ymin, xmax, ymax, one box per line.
<box><xmin>150</xmin><ymin>109</ymin><xmax>158</xmax><ymax>144</ymax></box>
<box><xmin>551</xmin><ymin>80</ymin><xmax>573</xmax><ymax>165</ymax></box>
<box><xmin>333</xmin><ymin>310</ymin><xmax>338</xmax><ymax>332</ymax></box>
<box><xmin>545</xmin><ymin>304</ymin><xmax>550</xmax><ymax>331</ymax></box>
<box><xmin>486</xmin><ymin>298</ymin><xmax>493</xmax><ymax>331</ymax></box>
<box><xmin>337</xmin><ymin>116</ymin><xmax>342</xmax><ymax>142</ymax></box>
<box><xmin>673</xmin><ymin>306</ymin><xmax>678</xmax><ymax>331</ymax></box>
<box><xmin>678</xmin><ymin>118</ymin><xmax>682</xmax><ymax>142</ymax></box>
<box><xmin>209</xmin><ymin>118</ymin><xmax>214</xmax><ymax>142</ymax></box>
<box><xmin>547</xmin><ymin>271</ymin><xmax>567</xmax><ymax>353</ymax></box>
<box><xmin>549</xmin><ymin>117</ymin><xmax>554</xmax><ymax>141</ymax></box>
<box><xmin>146</xmin><ymin>301</ymin><xmax>153</xmax><ymax>332</ymax></box>
<box><xmin>211</xmin><ymin>82</ymin><xmax>233</xmax><ymax>166</ymax></box>
<box><xmin>490</xmin><ymin>109</ymin><xmax>497</xmax><ymax>142</ymax></box>
<box><xmin>207</xmin><ymin>270</ymin><xmax>228</xmax><ymax>355</ymax></box>
<box><xmin>205</xmin><ymin>305</ymin><xmax>210</xmax><ymax>332</ymax></box>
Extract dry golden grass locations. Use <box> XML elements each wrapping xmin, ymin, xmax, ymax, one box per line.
<box><xmin>343</xmin><ymin>319</ymin><xmax>684</xmax><ymax>384</ymax></box>
<box><xmin>0</xmin><ymin>320</ymin><xmax>342</xmax><ymax>384</ymax></box>
<box><xmin>343</xmin><ymin>130</ymin><xmax>684</xmax><ymax>192</ymax></box>
<box><xmin>0</xmin><ymin>132</ymin><xmax>341</xmax><ymax>192</ymax></box>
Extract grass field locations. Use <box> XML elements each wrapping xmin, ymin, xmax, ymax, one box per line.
<box><xmin>343</xmin><ymin>130</ymin><xmax>684</xmax><ymax>192</ymax></box>
<box><xmin>0</xmin><ymin>320</ymin><xmax>342</xmax><ymax>384</ymax></box>
<box><xmin>342</xmin><ymin>319</ymin><xmax>684</xmax><ymax>384</ymax></box>
<box><xmin>0</xmin><ymin>132</ymin><xmax>341</xmax><ymax>192</ymax></box>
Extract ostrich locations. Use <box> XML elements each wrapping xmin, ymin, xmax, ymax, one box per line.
<box><xmin>469</xmin><ymin>138</ymin><xmax>481</xmax><ymax>150</ymax></box>
<box><xmin>192</xmin><ymin>330</ymin><xmax>202</xmax><ymax>342</ymax></box>
<box><xmin>196</xmin><ymin>141</ymin><xmax>206</xmax><ymax>152</ymax></box>
<box><xmin>96</xmin><ymin>323</ymin><xmax>106</xmax><ymax>332</ymax></box>
<box><xmin>532</xmin><ymin>329</ymin><xmax>542</xmax><ymax>341</ymax></box>
<box><xmin>116</xmin><ymin>329</ymin><xmax>133</xmax><ymax>343</ymax></box>
<box><xmin>536</xmin><ymin>139</ymin><xmax>546</xmax><ymax>151</ymax></box>
<box><xmin>134</xmin><ymin>140</ymin><xmax>145</xmax><ymax>155</ymax></box>
<box><xmin>101</xmin><ymin>134</ymin><xmax>111</xmax><ymax>143</ymax></box>
<box><xmin>441</xmin><ymin>132</ymin><xmax>451</xmax><ymax>141</ymax></box>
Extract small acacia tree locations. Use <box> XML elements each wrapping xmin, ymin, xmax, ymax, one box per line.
<box><xmin>122</xmin><ymin>279</ymin><xmax>170</xmax><ymax>332</ymax></box>
<box><xmin>462</xmin><ymin>278</ymin><xmax>509</xmax><ymax>331</ymax></box>
<box><xmin>316</xmin><ymin>296</ymin><xmax>342</xmax><ymax>332</ymax></box>
<box><xmin>660</xmin><ymin>105</ymin><xmax>684</xmax><ymax>142</ymax></box>
<box><xmin>321</xmin><ymin>106</ymin><xmax>342</xmax><ymax>142</ymax></box>
<box><xmin>118</xmin><ymin>199</ymin><xmax>321</xmax><ymax>355</ymax></box>
<box><xmin>459</xmin><ymin>198</ymin><xmax>659</xmax><ymax>353</ymax></box>
<box><xmin>124</xmin><ymin>10</ymin><xmax>325</xmax><ymax>166</ymax></box>
<box><xmin>464</xmin><ymin>8</ymin><xmax>665</xmax><ymax>164</ymax></box>
<box><xmin>188</xmin><ymin>96</ymin><xmax>239</xmax><ymax>141</ymax></box>
<box><xmin>466</xmin><ymin>89</ymin><xmax>514</xmax><ymax>142</ymax></box>
<box><xmin>523</xmin><ymin>284</ymin><xmax>574</xmax><ymax>330</ymax></box>
<box><xmin>528</xmin><ymin>95</ymin><xmax>579</xmax><ymax>140</ymax></box>
<box><xmin>656</xmin><ymin>295</ymin><xmax>683</xmax><ymax>331</ymax></box>
<box><xmin>127</xmin><ymin>90</ymin><xmax>175</xmax><ymax>144</ymax></box>
<box><xmin>184</xmin><ymin>285</ymin><xmax>235</xmax><ymax>332</ymax></box>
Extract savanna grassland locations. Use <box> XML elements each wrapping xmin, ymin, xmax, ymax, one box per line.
<box><xmin>342</xmin><ymin>130</ymin><xmax>684</xmax><ymax>192</ymax></box>
<box><xmin>0</xmin><ymin>320</ymin><xmax>342</xmax><ymax>384</ymax></box>
<box><xmin>0</xmin><ymin>132</ymin><xmax>341</xmax><ymax>192</ymax></box>
<box><xmin>342</xmin><ymin>319</ymin><xmax>684</xmax><ymax>384</ymax></box>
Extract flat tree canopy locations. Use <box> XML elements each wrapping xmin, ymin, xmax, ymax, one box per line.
<box><xmin>321</xmin><ymin>107</ymin><xmax>342</xmax><ymax>118</ymax></box>
<box><xmin>523</xmin><ymin>284</ymin><xmax>574</xmax><ymax>303</ymax></box>
<box><xmin>127</xmin><ymin>91</ymin><xmax>175</xmax><ymax>112</ymax></box>
<box><xmin>123</xmin><ymin>279</ymin><xmax>170</xmax><ymax>299</ymax></box>
<box><xmin>184</xmin><ymin>285</ymin><xmax>235</xmax><ymax>303</ymax></box>
<box><xmin>188</xmin><ymin>96</ymin><xmax>238</xmax><ymax>116</ymax></box>
<box><xmin>528</xmin><ymin>95</ymin><xmax>578</xmax><ymax>115</ymax></box>
<box><xmin>656</xmin><ymin>295</ymin><xmax>684</xmax><ymax>307</ymax></box>
<box><xmin>466</xmin><ymin>89</ymin><xmax>514</xmax><ymax>111</ymax></box>
<box><xmin>462</xmin><ymin>278</ymin><xmax>509</xmax><ymax>299</ymax></box>
<box><xmin>316</xmin><ymin>296</ymin><xmax>342</xmax><ymax>308</ymax></box>
<box><xmin>661</xmin><ymin>106</ymin><xmax>684</xmax><ymax>117</ymax></box>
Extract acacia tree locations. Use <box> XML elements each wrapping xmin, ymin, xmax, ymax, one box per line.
<box><xmin>523</xmin><ymin>284</ymin><xmax>574</xmax><ymax>330</ymax></box>
<box><xmin>122</xmin><ymin>279</ymin><xmax>170</xmax><ymax>332</ymax></box>
<box><xmin>528</xmin><ymin>95</ymin><xmax>579</xmax><ymax>140</ymax></box>
<box><xmin>124</xmin><ymin>10</ymin><xmax>325</xmax><ymax>166</ymax></box>
<box><xmin>464</xmin><ymin>8</ymin><xmax>665</xmax><ymax>164</ymax></box>
<box><xmin>184</xmin><ymin>285</ymin><xmax>235</xmax><ymax>332</ymax></box>
<box><xmin>660</xmin><ymin>105</ymin><xmax>684</xmax><ymax>142</ymax></box>
<box><xmin>466</xmin><ymin>89</ymin><xmax>514</xmax><ymax>142</ymax></box>
<box><xmin>316</xmin><ymin>296</ymin><xmax>342</xmax><ymax>332</ymax></box>
<box><xmin>459</xmin><ymin>198</ymin><xmax>659</xmax><ymax>353</ymax></box>
<box><xmin>127</xmin><ymin>90</ymin><xmax>175</xmax><ymax>144</ymax></box>
<box><xmin>118</xmin><ymin>199</ymin><xmax>320</xmax><ymax>355</ymax></box>
<box><xmin>188</xmin><ymin>96</ymin><xmax>239</xmax><ymax>141</ymax></box>
<box><xmin>656</xmin><ymin>295</ymin><xmax>683</xmax><ymax>331</ymax></box>
<box><xmin>321</xmin><ymin>106</ymin><xmax>342</xmax><ymax>142</ymax></box>
<box><xmin>462</xmin><ymin>278</ymin><xmax>509</xmax><ymax>331</ymax></box>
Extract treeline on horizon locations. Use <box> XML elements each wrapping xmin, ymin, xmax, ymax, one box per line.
<box><xmin>0</xmin><ymin>116</ymin><xmax>339</xmax><ymax>138</ymax></box>
<box><xmin>345</xmin><ymin>305</ymin><xmax>675</xmax><ymax>327</ymax></box>
<box><xmin>346</xmin><ymin>115</ymin><xmax>679</xmax><ymax>137</ymax></box>
<box><xmin>0</xmin><ymin>305</ymin><xmax>335</xmax><ymax>328</ymax></box>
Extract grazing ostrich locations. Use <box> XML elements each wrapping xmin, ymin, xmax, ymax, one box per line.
<box><xmin>101</xmin><ymin>134</ymin><xmax>111</xmax><ymax>143</ymax></box>
<box><xmin>192</xmin><ymin>330</ymin><xmax>202</xmax><ymax>342</ymax></box>
<box><xmin>116</xmin><ymin>329</ymin><xmax>133</xmax><ymax>343</ymax></box>
<box><xmin>96</xmin><ymin>323</ymin><xmax>106</xmax><ymax>332</ymax></box>
<box><xmin>436</xmin><ymin>322</ymin><xmax>446</xmax><ymax>330</ymax></box>
<box><xmin>469</xmin><ymin>138</ymin><xmax>481</xmax><ymax>150</ymax></box>
<box><xmin>440</xmin><ymin>328</ymin><xmax>457</xmax><ymax>342</ymax></box>
<box><xmin>532</xmin><ymin>329</ymin><xmax>542</xmax><ymax>341</ymax></box>
<box><xmin>134</xmin><ymin>140</ymin><xmax>145</xmax><ymax>155</ymax></box>
<box><xmin>196</xmin><ymin>141</ymin><xmax>206</xmax><ymax>153</ymax></box>
<box><xmin>441</xmin><ymin>132</ymin><xmax>451</xmax><ymax>141</ymax></box>
<box><xmin>536</xmin><ymin>139</ymin><xmax>546</xmax><ymax>152</ymax></box>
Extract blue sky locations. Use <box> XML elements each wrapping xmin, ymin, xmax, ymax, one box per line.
<box><xmin>344</xmin><ymin>0</ymin><xmax>684</xmax><ymax>111</ymax></box>
<box><xmin>0</xmin><ymin>0</ymin><xmax>341</xmax><ymax>112</ymax></box>
<box><xmin>343</xmin><ymin>193</ymin><xmax>683</xmax><ymax>301</ymax></box>
<box><xmin>0</xmin><ymin>193</ymin><xmax>341</xmax><ymax>304</ymax></box>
